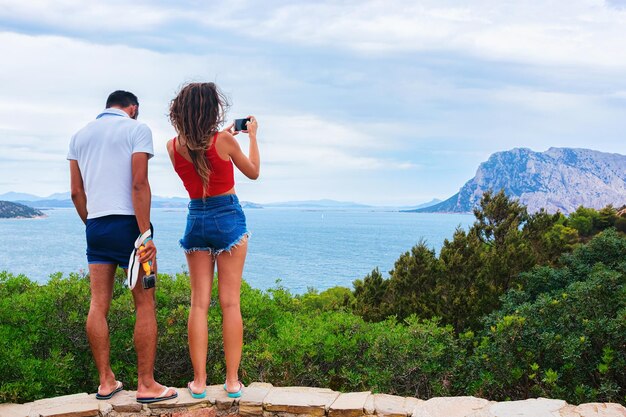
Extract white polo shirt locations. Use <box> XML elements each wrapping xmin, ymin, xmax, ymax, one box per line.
<box><xmin>67</xmin><ymin>108</ymin><xmax>154</xmax><ymax>219</ymax></box>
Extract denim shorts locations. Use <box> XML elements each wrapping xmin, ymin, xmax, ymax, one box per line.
<box><xmin>180</xmin><ymin>194</ymin><xmax>250</xmax><ymax>256</ymax></box>
<box><xmin>86</xmin><ymin>215</ymin><xmax>150</xmax><ymax>268</ymax></box>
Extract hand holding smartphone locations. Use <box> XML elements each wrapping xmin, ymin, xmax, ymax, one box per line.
<box><xmin>234</xmin><ymin>118</ymin><xmax>250</xmax><ymax>132</ymax></box>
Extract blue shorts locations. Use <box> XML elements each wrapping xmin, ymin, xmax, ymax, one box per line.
<box><xmin>180</xmin><ymin>195</ymin><xmax>250</xmax><ymax>256</ymax></box>
<box><xmin>86</xmin><ymin>215</ymin><xmax>148</xmax><ymax>268</ymax></box>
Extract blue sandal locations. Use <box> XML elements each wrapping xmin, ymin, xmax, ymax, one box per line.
<box><xmin>187</xmin><ymin>382</ymin><xmax>207</xmax><ymax>399</ymax></box>
<box><xmin>223</xmin><ymin>381</ymin><xmax>243</xmax><ymax>398</ymax></box>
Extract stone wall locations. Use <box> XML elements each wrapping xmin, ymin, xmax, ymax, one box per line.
<box><xmin>0</xmin><ymin>383</ymin><xmax>624</xmax><ymax>417</ymax></box>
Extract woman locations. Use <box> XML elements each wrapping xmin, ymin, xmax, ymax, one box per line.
<box><xmin>166</xmin><ymin>82</ymin><xmax>260</xmax><ymax>399</ymax></box>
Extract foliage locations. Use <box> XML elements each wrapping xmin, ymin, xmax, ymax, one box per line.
<box><xmin>566</xmin><ymin>205</ymin><xmax>619</xmax><ymax>237</ymax></box>
<box><xmin>0</xmin><ymin>270</ymin><xmax>458</xmax><ymax>403</ymax></box>
<box><xmin>352</xmin><ymin>191</ymin><xmax>622</xmax><ymax>332</ymax></box>
<box><xmin>352</xmin><ymin>268</ymin><xmax>390</xmax><ymax>321</ymax></box>
<box><xmin>457</xmin><ymin>229</ymin><xmax>626</xmax><ymax>404</ymax></box>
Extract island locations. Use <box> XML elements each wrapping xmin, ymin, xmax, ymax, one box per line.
<box><xmin>0</xmin><ymin>200</ymin><xmax>46</xmax><ymax>219</ymax></box>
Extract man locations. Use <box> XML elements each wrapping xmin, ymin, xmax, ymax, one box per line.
<box><xmin>68</xmin><ymin>91</ymin><xmax>177</xmax><ymax>403</ymax></box>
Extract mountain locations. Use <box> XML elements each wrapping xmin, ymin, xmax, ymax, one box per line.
<box><xmin>0</xmin><ymin>201</ymin><xmax>45</xmax><ymax>218</ymax></box>
<box><xmin>15</xmin><ymin>199</ymin><xmax>75</xmax><ymax>208</ymax></box>
<box><xmin>0</xmin><ymin>192</ymin><xmax>40</xmax><ymax>201</ymax></box>
<box><xmin>399</xmin><ymin>199</ymin><xmax>442</xmax><ymax>211</ymax></box>
<box><xmin>263</xmin><ymin>199</ymin><xmax>371</xmax><ymax>209</ymax></box>
<box><xmin>150</xmin><ymin>196</ymin><xmax>189</xmax><ymax>208</ymax></box>
<box><xmin>415</xmin><ymin>147</ymin><xmax>626</xmax><ymax>214</ymax></box>
<box><xmin>45</xmin><ymin>192</ymin><xmax>71</xmax><ymax>200</ymax></box>
<box><xmin>241</xmin><ymin>201</ymin><xmax>263</xmax><ymax>209</ymax></box>
<box><xmin>0</xmin><ymin>192</ymin><xmax>189</xmax><ymax>208</ymax></box>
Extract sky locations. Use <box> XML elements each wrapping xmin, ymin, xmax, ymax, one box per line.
<box><xmin>1</xmin><ymin>0</ymin><xmax>626</xmax><ymax>206</ymax></box>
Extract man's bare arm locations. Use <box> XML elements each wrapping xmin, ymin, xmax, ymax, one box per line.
<box><xmin>131</xmin><ymin>152</ymin><xmax>156</xmax><ymax>264</ymax></box>
<box><xmin>69</xmin><ymin>160</ymin><xmax>88</xmax><ymax>224</ymax></box>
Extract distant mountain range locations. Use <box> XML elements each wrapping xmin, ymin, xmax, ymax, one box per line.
<box><xmin>414</xmin><ymin>147</ymin><xmax>626</xmax><ymax>214</ymax></box>
<box><xmin>398</xmin><ymin>198</ymin><xmax>442</xmax><ymax>211</ymax></box>
<box><xmin>263</xmin><ymin>199</ymin><xmax>371</xmax><ymax>209</ymax></box>
<box><xmin>0</xmin><ymin>194</ymin><xmax>378</xmax><ymax>210</ymax></box>
<box><xmin>0</xmin><ymin>192</ymin><xmax>192</xmax><ymax>209</ymax></box>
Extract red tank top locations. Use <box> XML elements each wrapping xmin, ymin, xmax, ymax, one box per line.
<box><xmin>173</xmin><ymin>133</ymin><xmax>235</xmax><ymax>199</ymax></box>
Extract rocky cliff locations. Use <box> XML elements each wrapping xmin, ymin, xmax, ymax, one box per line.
<box><xmin>417</xmin><ymin>147</ymin><xmax>626</xmax><ymax>214</ymax></box>
<box><xmin>0</xmin><ymin>200</ymin><xmax>45</xmax><ymax>218</ymax></box>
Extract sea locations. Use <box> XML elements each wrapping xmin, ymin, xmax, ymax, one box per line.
<box><xmin>0</xmin><ymin>208</ymin><xmax>473</xmax><ymax>293</ymax></box>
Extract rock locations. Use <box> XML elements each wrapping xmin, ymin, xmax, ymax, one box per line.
<box><xmin>10</xmin><ymin>385</ymin><xmax>626</xmax><ymax>417</ymax></box>
<box><xmin>371</xmin><ymin>394</ymin><xmax>413</xmax><ymax>417</ymax></box>
<box><xmin>328</xmin><ymin>391</ymin><xmax>371</xmax><ymax>417</ymax></box>
<box><xmin>97</xmin><ymin>402</ymin><xmax>112</xmax><ymax>417</ymax></box>
<box><xmin>263</xmin><ymin>386</ymin><xmax>340</xmax><ymax>416</ymax></box>
<box><xmin>30</xmin><ymin>393</ymin><xmax>99</xmax><ymax>417</ymax></box>
<box><xmin>0</xmin><ymin>403</ymin><xmax>33</xmax><ymax>417</ymax></box>
<box><xmin>403</xmin><ymin>398</ymin><xmax>421</xmax><ymax>415</ymax></box>
<box><xmin>205</xmin><ymin>384</ymin><xmax>238</xmax><ymax>410</ymax></box>
<box><xmin>489</xmin><ymin>398</ymin><xmax>566</xmax><ymax>417</ymax></box>
<box><xmin>172</xmin><ymin>408</ymin><xmax>217</xmax><ymax>417</ymax></box>
<box><xmin>412</xmin><ymin>396</ymin><xmax>491</xmax><ymax>417</ymax></box>
<box><xmin>0</xmin><ymin>201</ymin><xmax>45</xmax><ymax>219</ymax></box>
<box><xmin>364</xmin><ymin>394</ymin><xmax>375</xmax><ymax>415</ymax></box>
<box><xmin>95</xmin><ymin>390</ymin><xmax>144</xmax><ymax>413</ymax></box>
<box><xmin>565</xmin><ymin>403</ymin><xmax>626</xmax><ymax>417</ymax></box>
<box><xmin>240</xmin><ymin>383</ymin><xmax>273</xmax><ymax>417</ymax></box>
<box><xmin>248</xmin><ymin>382</ymin><xmax>275</xmax><ymax>390</ymax></box>
<box><xmin>415</xmin><ymin>147</ymin><xmax>626</xmax><ymax>214</ymax></box>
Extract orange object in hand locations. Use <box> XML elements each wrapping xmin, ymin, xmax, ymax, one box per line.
<box><xmin>139</xmin><ymin>245</ymin><xmax>153</xmax><ymax>274</ymax></box>
<box><xmin>138</xmin><ymin>245</ymin><xmax>156</xmax><ymax>289</ymax></box>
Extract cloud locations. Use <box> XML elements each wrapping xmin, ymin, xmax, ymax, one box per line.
<box><xmin>187</xmin><ymin>1</ymin><xmax>626</xmax><ymax>69</ymax></box>
<box><xmin>4</xmin><ymin>0</ymin><xmax>626</xmax><ymax>70</ymax></box>
<box><xmin>490</xmin><ymin>88</ymin><xmax>595</xmax><ymax>113</ymax></box>
<box><xmin>258</xmin><ymin>114</ymin><xmax>417</xmax><ymax>171</ymax></box>
<box><xmin>0</xmin><ymin>31</ymin><xmax>418</xmax><ymax>200</ymax></box>
<box><xmin>606</xmin><ymin>0</ymin><xmax>626</xmax><ymax>10</ymax></box>
<box><xmin>0</xmin><ymin>0</ymin><xmax>174</xmax><ymax>32</ymax></box>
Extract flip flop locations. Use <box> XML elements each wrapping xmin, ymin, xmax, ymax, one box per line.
<box><xmin>223</xmin><ymin>381</ymin><xmax>244</xmax><ymax>398</ymax></box>
<box><xmin>187</xmin><ymin>381</ymin><xmax>206</xmax><ymax>399</ymax></box>
<box><xmin>136</xmin><ymin>386</ymin><xmax>178</xmax><ymax>404</ymax></box>
<box><xmin>95</xmin><ymin>380</ymin><xmax>123</xmax><ymax>400</ymax></box>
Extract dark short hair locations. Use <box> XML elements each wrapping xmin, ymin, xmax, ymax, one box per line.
<box><xmin>106</xmin><ymin>90</ymin><xmax>139</xmax><ymax>108</ymax></box>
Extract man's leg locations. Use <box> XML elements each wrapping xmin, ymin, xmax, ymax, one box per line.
<box><xmin>87</xmin><ymin>263</ymin><xmax>118</xmax><ymax>394</ymax></box>
<box><xmin>130</xmin><ymin>263</ymin><xmax>176</xmax><ymax>398</ymax></box>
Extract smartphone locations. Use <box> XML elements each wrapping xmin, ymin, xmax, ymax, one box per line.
<box><xmin>234</xmin><ymin>118</ymin><xmax>250</xmax><ymax>132</ymax></box>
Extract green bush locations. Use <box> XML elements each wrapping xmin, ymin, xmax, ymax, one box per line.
<box><xmin>351</xmin><ymin>194</ymin><xmax>623</xmax><ymax>333</ymax></box>
<box><xmin>0</xmin><ymin>271</ymin><xmax>459</xmax><ymax>403</ymax></box>
<box><xmin>353</xmin><ymin>191</ymin><xmax>571</xmax><ymax>331</ymax></box>
<box><xmin>458</xmin><ymin>229</ymin><xmax>626</xmax><ymax>404</ymax></box>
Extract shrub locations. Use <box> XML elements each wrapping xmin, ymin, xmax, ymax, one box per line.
<box><xmin>458</xmin><ymin>229</ymin><xmax>626</xmax><ymax>404</ymax></box>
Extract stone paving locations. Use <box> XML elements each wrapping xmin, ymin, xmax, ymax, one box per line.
<box><xmin>0</xmin><ymin>383</ymin><xmax>624</xmax><ymax>417</ymax></box>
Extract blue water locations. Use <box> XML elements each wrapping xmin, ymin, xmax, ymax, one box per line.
<box><xmin>0</xmin><ymin>208</ymin><xmax>473</xmax><ymax>293</ymax></box>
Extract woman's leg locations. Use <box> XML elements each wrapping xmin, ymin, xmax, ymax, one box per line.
<box><xmin>216</xmin><ymin>240</ymin><xmax>247</xmax><ymax>391</ymax></box>
<box><xmin>186</xmin><ymin>250</ymin><xmax>215</xmax><ymax>393</ymax></box>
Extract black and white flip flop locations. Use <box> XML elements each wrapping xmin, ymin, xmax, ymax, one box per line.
<box><xmin>95</xmin><ymin>381</ymin><xmax>123</xmax><ymax>400</ymax></box>
<box><xmin>136</xmin><ymin>387</ymin><xmax>178</xmax><ymax>404</ymax></box>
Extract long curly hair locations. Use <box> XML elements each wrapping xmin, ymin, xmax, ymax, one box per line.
<box><xmin>169</xmin><ymin>82</ymin><xmax>230</xmax><ymax>194</ymax></box>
